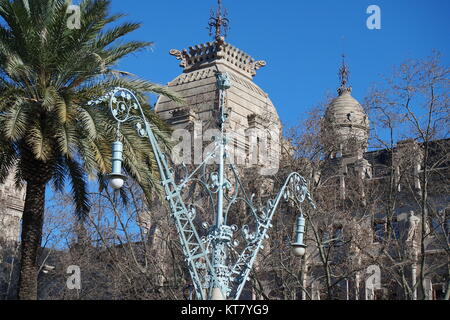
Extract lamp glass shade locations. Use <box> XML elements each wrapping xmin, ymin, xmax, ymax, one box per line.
<box><xmin>292</xmin><ymin>244</ymin><xmax>307</xmax><ymax>257</ymax></box>
<box><xmin>110</xmin><ymin>177</ymin><xmax>125</xmax><ymax>190</ymax></box>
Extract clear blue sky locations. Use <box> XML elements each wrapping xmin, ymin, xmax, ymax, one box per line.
<box><xmin>105</xmin><ymin>0</ymin><xmax>449</xmax><ymax>128</ymax></box>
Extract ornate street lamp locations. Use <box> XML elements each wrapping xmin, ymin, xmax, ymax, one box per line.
<box><xmin>108</xmin><ymin>140</ymin><xmax>127</xmax><ymax>190</ymax></box>
<box><xmin>292</xmin><ymin>214</ymin><xmax>307</xmax><ymax>257</ymax></box>
<box><xmin>90</xmin><ymin>72</ymin><xmax>316</xmax><ymax>300</ymax></box>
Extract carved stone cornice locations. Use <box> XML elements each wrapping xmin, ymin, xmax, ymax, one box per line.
<box><xmin>170</xmin><ymin>40</ymin><xmax>266</xmax><ymax>79</ymax></box>
<box><xmin>252</xmin><ymin>60</ymin><xmax>267</xmax><ymax>76</ymax></box>
<box><xmin>168</xmin><ymin>107</ymin><xmax>197</xmax><ymax>125</ymax></box>
<box><xmin>169</xmin><ymin>49</ymin><xmax>188</xmax><ymax>68</ymax></box>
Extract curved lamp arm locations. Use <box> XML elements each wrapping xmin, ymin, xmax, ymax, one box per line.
<box><xmin>92</xmin><ymin>87</ymin><xmax>219</xmax><ymax>300</ymax></box>
<box><xmin>229</xmin><ymin>172</ymin><xmax>315</xmax><ymax>300</ymax></box>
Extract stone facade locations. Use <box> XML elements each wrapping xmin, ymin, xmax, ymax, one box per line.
<box><xmin>155</xmin><ymin>39</ymin><xmax>282</xmax><ymax>174</ymax></box>
<box><xmin>307</xmin><ymin>63</ymin><xmax>450</xmax><ymax>300</ymax></box>
<box><xmin>156</xmin><ymin>40</ymin><xmax>280</xmax><ymax>129</ymax></box>
<box><xmin>321</xmin><ymin>59</ymin><xmax>370</xmax><ymax>160</ymax></box>
<box><xmin>322</xmin><ymin>89</ymin><xmax>370</xmax><ymax>157</ymax></box>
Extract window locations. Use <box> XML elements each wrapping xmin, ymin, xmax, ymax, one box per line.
<box><xmin>431</xmin><ymin>215</ymin><xmax>450</xmax><ymax>241</ymax></box>
<box><xmin>431</xmin><ymin>218</ymin><xmax>444</xmax><ymax>234</ymax></box>
<box><xmin>373</xmin><ymin>221</ymin><xmax>386</xmax><ymax>243</ymax></box>
<box><xmin>374</xmin><ymin>289</ymin><xmax>385</xmax><ymax>300</ymax></box>
<box><xmin>389</xmin><ymin>221</ymin><xmax>401</xmax><ymax>240</ymax></box>
<box><xmin>320</xmin><ymin>230</ymin><xmax>331</xmax><ymax>248</ymax></box>
<box><xmin>447</xmin><ymin>219</ymin><xmax>450</xmax><ymax>241</ymax></box>
<box><xmin>432</xmin><ymin>284</ymin><xmax>445</xmax><ymax>300</ymax></box>
<box><xmin>333</xmin><ymin>226</ymin><xmax>344</xmax><ymax>246</ymax></box>
<box><xmin>320</xmin><ymin>227</ymin><xmax>345</xmax><ymax>247</ymax></box>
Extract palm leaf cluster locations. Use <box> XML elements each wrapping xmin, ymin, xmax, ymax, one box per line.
<box><xmin>0</xmin><ymin>0</ymin><xmax>180</xmax><ymax>218</ymax></box>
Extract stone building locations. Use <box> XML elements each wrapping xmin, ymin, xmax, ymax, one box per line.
<box><xmin>0</xmin><ymin>173</ymin><xmax>25</xmax><ymax>243</ymax></box>
<box><xmin>320</xmin><ymin>58</ymin><xmax>372</xmax><ymax>200</ymax></box>
<box><xmin>303</xmin><ymin>59</ymin><xmax>450</xmax><ymax>301</ymax></box>
<box><xmin>155</xmin><ymin>37</ymin><xmax>282</xmax><ymax>175</ymax></box>
<box><xmin>0</xmin><ymin>173</ymin><xmax>25</xmax><ymax>299</ymax></box>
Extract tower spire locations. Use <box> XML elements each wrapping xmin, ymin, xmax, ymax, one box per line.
<box><xmin>338</xmin><ymin>54</ymin><xmax>352</xmax><ymax>95</ymax></box>
<box><xmin>208</xmin><ymin>0</ymin><xmax>229</xmax><ymax>42</ymax></box>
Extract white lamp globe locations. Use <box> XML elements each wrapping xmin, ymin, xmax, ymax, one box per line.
<box><xmin>292</xmin><ymin>245</ymin><xmax>306</xmax><ymax>257</ymax></box>
<box><xmin>110</xmin><ymin>177</ymin><xmax>125</xmax><ymax>190</ymax></box>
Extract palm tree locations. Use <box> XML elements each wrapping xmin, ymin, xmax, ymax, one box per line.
<box><xmin>0</xmin><ymin>0</ymin><xmax>180</xmax><ymax>300</ymax></box>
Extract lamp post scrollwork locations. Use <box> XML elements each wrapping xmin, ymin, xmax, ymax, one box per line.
<box><xmin>90</xmin><ymin>72</ymin><xmax>316</xmax><ymax>300</ymax></box>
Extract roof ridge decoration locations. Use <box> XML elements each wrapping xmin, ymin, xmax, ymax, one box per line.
<box><xmin>169</xmin><ymin>1</ymin><xmax>266</xmax><ymax>79</ymax></box>
<box><xmin>170</xmin><ymin>41</ymin><xmax>266</xmax><ymax>80</ymax></box>
<box><xmin>338</xmin><ymin>54</ymin><xmax>352</xmax><ymax>96</ymax></box>
<box><xmin>208</xmin><ymin>0</ymin><xmax>229</xmax><ymax>42</ymax></box>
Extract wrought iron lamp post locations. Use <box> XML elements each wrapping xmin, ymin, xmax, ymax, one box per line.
<box><xmin>91</xmin><ymin>72</ymin><xmax>315</xmax><ymax>300</ymax></box>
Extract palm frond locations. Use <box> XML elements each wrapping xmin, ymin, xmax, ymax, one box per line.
<box><xmin>1</xmin><ymin>97</ymin><xmax>29</xmax><ymax>141</ymax></box>
<box><xmin>66</xmin><ymin>156</ymin><xmax>91</xmax><ymax>219</ymax></box>
<box><xmin>0</xmin><ymin>140</ymin><xmax>18</xmax><ymax>183</ymax></box>
<box><xmin>0</xmin><ymin>0</ymin><xmax>178</xmax><ymax>219</ymax></box>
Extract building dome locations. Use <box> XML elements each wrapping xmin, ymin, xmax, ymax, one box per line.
<box><xmin>154</xmin><ymin>39</ymin><xmax>282</xmax><ymax>173</ymax></box>
<box><xmin>155</xmin><ymin>41</ymin><xmax>280</xmax><ymax>130</ymax></box>
<box><xmin>154</xmin><ymin>1</ymin><xmax>282</xmax><ymax>174</ymax></box>
<box><xmin>325</xmin><ymin>89</ymin><xmax>369</xmax><ymax>130</ymax></box>
<box><xmin>321</xmin><ymin>60</ymin><xmax>370</xmax><ymax>158</ymax></box>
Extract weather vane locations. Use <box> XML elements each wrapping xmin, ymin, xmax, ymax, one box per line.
<box><xmin>339</xmin><ymin>53</ymin><xmax>350</xmax><ymax>91</ymax></box>
<box><xmin>208</xmin><ymin>0</ymin><xmax>230</xmax><ymax>41</ymax></box>
<box><xmin>338</xmin><ymin>36</ymin><xmax>351</xmax><ymax>91</ymax></box>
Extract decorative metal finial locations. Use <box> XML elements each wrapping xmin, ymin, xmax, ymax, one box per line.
<box><xmin>208</xmin><ymin>0</ymin><xmax>230</xmax><ymax>41</ymax></box>
<box><xmin>338</xmin><ymin>54</ymin><xmax>351</xmax><ymax>95</ymax></box>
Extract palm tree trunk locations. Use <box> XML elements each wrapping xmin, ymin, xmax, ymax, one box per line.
<box><xmin>18</xmin><ymin>179</ymin><xmax>46</xmax><ymax>300</ymax></box>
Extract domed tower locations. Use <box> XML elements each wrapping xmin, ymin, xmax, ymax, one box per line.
<box><xmin>321</xmin><ymin>56</ymin><xmax>370</xmax><ymax>159</ymax></box>
<box><xmin>155</xmin><ymin>40</ymin><xmax>281</xmax><ymax>134</ymax></box>
<box><xmin>155</xmin><ymin>1</ymin><xmax>281</xmax><ymax>174</ymax></box>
